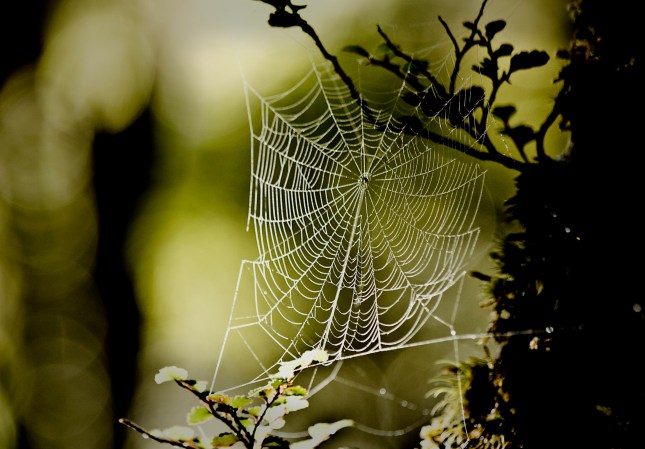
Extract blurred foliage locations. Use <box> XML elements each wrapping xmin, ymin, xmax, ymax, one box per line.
<box><xmin>121</xmin><ymin>350</ymin><xmax>353</xmax><ymax>449</ymax></box>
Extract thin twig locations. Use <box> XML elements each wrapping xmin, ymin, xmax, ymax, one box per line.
<box><xmin>376</xmin><ymin>25</ymin><xmax>447</xmax><ymax>97</ymax></box>
<box><xmin>176</xmin><ymin>380</ymin><xmax>254</xmax><ymax>448</ymax></box>
<box><xmin>257</xmin><ymin>0</ymin><xmax>527</xmax><ymax>172</ymax></box>
<box><xmin>534</xmin><ymin>80</ymin><xmax>568</xmax><ymax>161</ymax></box>
<box><xmin>119</xmin><ymin>419</ymin><xmax>203</xmax><ymax>449</ymax></box>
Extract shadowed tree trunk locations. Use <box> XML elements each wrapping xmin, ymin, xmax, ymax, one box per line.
<box><xmin>92</xmin><ymin>108</ymin><xmax>154</xmax><ymax>449</ymax></box>
<box><xmin>459</xmin><ymin>1</ymin><xmax>645</xmax><ymax>448</ymax></box>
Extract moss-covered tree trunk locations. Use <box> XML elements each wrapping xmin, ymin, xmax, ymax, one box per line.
<box><xmin>460</xmin><ymin>1</ymin><xmax>645</xmax><ymax>448</ymax></box>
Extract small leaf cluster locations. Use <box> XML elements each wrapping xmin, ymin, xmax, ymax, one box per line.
<box><xmin>120</xmin><ymin>350</ymin><xmax>353</xmax><ymax>449</ymax></box>
<box><xmin>254</xmin><ymin>0</ymin><xmax>306</xmax><ymax>28</ymax></box>
<box><xmin>342</xmin><ymin>0</ymin><xmax>551</xmax><ymax>169</ymax></box>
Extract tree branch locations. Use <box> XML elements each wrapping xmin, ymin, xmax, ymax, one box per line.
<box><xmin>255</xmin><ymin>0</ymin><xmax>528</xmax><ymax>172</ymax></box>
<box><xmin>376</xmin><ymin>25</ymin><xmax>446</xmax><ymax>97</ymax></box>
<box><xmin>118</xmin><ymin>419</ymin><xmax>204</xmax><ymax>449</ymax></box>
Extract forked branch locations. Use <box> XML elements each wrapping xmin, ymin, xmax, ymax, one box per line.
<box><xmin>254</xmin><ymin>0</ymin><xmax>561</xmax><ymax>172</ymax></box>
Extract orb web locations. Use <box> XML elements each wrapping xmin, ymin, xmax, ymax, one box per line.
<box><xmin>210</xmin><ymin>58</ymin><xmax>488</xmax><ymax>402</ymax></box>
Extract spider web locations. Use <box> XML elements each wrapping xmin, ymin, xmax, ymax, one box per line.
<box><xmin>177</xmin><ymin>0</ymin><xmax>576</xmax><ymax>444</ymax></box>
<box><xmin>209</xmin><ymin>49</ymin><xmax>494</xmax><ymax>399</ymax></box>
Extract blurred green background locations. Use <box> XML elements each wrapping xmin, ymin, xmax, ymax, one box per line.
<box><xmin>0</xmin><ymin>1</ymin><xmax>569</xmax><ymax>448</ymax></box>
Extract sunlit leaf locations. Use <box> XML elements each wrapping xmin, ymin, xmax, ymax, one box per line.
<box><xmin>284</xmin><ymin>385</ymin><xmax>307</xmax><ymax>396</ymax></box>
<box><xmin>272</xmin><ymin>397</ymin><xmax>286</xmax><ymax>407</ymax></box>
<box><xmin>274</xmin><ymin>364</ymin><xmax>297</xmax><ymax>380</ymax></box>
<box><xmin>187</xmin><ymin>406</ymin><xmax>213</xmax><ymax>425</ymax></box>
<box><xmin>247</xmin><ymin>386</ymin><xmax>266</xmax><ymax>398</ymax></box>
<box><xmin>162</xmin><ymin>426</ymin><xmax>195</xmax><ymax>440</ymax></box>
<box><xmin>231</xmin><ymin>396</ymin><xmax>253</xmax><ymax>409</ymax></box>
<box><xmin>154</xmin><ymin>366</ymin><xmax>188</xmax><ymax>384</ymax></box>
<box><xmin>211</xmin><ymin>432</ymin><xmax>239</xmax><ymax>448</ymax></box>
<box><xmin>239</xmin><ymin>418</ymin><xmax>254</xmax><ymax>427</ymax></box>
<box><xmin>290</xmin><ymin>420</ymin><xmax>354</xmax><ymax>449</ymax></box>
<box><xmin>247</xmin><ymin>406</ymin><xmax>263</xmax><ymax>417</ymax></box>
<box><xmin>299</xmin><ymin>349</ymin><xmax>328</xmax><ymax>367</ymax></box>
<box><xmin>264</xmin><ymin>404</ymin><xmax>287</xmax><ymax>423</ymax></box>
<box><xmin>149</xmin><ymin>429</ymin><xmax>164</xmax><ymax>439</ymax></box>
<box><xmin>274</xmin><ymin>349</ymin><xmax>328</xmax><ymax>381</ymax></box>
<box><xmin>207</xmin><ymin>393</ymin><xmax>232</xmax><ymax>405</ymax></box>
<box><xmin>284</xmin><ymin>395</ymin><xmax>309</xmax><ymax>412</ymax></box>
<box><xmin>269</xmin><ymin>417</ymin><xmax>286</xmax><ymax>429</ymax></box>
<box><xmin>190</xmin><ymin>380</ymin><xmax>207</xmax><ymax>392</ymax></box>
<box><xmin>254</xmin><ymin>425</ymin><xmax>272</xmax><ymax>444</ymax></box>
<box><xmin>307</xmin><ymin>419</ymin><xmax>354</xmax><ymax>440</ymax></box>
<box><xmin>260</xmin><ymin>387</ymin><xmax>278</xmax><ymax>402</ymax></box>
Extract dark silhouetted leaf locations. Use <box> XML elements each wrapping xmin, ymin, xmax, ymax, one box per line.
<box><xmin>492</xmin><ymin>105</ymin><xmax>517</xmax><ymax>123</ymax></box>
<box><xmin>503</xmin><ymin>124</ymin><xmax>535</xmax><ymax>148</ymax></box>
<box><xmin>420</xmin><ymin>92</ymin><xmax>444</xmax><ymax>116</ymax></box>
<box><xmin>342</xmin><ymin>45</ymin><xmax>369</xmax><ymax>58</ymax></box>
<box><xmin>401</xmin><ymin>92</ymin><xmax>422</xmax><ymax>107</ymax></box>
<box><xmin>460</xmin><ymin>86</ymin><xmax>486</xmax><ymax>110</ymax></box>
<box><xmin>473</xmin><ymin>58</ymin><xmax>497</xmax><ymax>80</ymax></box>
<box><xmin>509</xmin><ymin>50</ymin><xmax>550</xmax><ymax>73</ymax></box>
<box><xmin>463</xmin><ymin>21</ymin><xmax>476</xmax><ymax>30</ymax></box>
<box><xmin>485</xmin><ymin>20</ymin><xmax>506</xmax><ymax>39</ymax></box>
<box><xmin>399</xmin><ymin>115</ymin><xmax>423</xmax><ymax>131</ymax></box>
<box><xmin>258</xmin><ymin>0</ymin><xmax>306</xmax><ymax>10</ymax></box>
<box><xmin>262</xmin><ymin>435</ymin><xmax>291</xmax><ymax>448</ymax></box>
<box><xmin>268</xmin><ymin>10</ymin><xmax>299</xmax><ymax>28</ymax></box>
<box><xmin>290</xmin><ymin>3</ymin><xmax>306</xmax><ymax>13</ymax></box>
<box><xmin>494</xmin><ymin>43</ymin><xmax>514</xmax><ymax>58</ymax></box>
<box><xmin>257</xmin><ymin>0</ymin><xmax>290</xmax><ymax>8</ymax></box>
<box><xmin>447</xmin><ymin>86</ymin><xmax>486</xmax><ymax>126</ymax></box>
